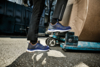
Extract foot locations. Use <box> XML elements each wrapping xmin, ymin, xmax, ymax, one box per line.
<box><xmin>27</xmin><ymin>42</ymin><xmax>50</xmax><ymax>52</ymax></box>
<box><xmin>47</xmin><ymin>22</ymin><xmax>71</xmax><ymax>32</ymax></box>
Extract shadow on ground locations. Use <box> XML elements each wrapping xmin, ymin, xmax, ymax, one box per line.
<box><xmin>6</xmin><ymin>50</ymin><xmax>67</xmax><ymax>67</ymax></box>
<box><xmin>6</xmin><ymin>47</ymin><xmax>100</xmax><ymax>67</ymax></box>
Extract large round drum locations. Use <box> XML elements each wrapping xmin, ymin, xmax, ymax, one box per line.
<box><xmin>61</xmin><ymin>0</ymin><xmax>100</xmax><ymax>42</ymax></box>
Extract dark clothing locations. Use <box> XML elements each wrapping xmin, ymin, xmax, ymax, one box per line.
<box><xmin>27</xmin><ymin>0</ymin><xmax>68</xmax><ymax>44</ymax></box>
<box><xmin>52</xmin><ymin>0</ymin><xmax>68</xmax><ymax>21</ymax></box>
<box><xmin>27</xmin><ymin>0</ymin><xmax>45</xmax><ymax>44</ymax></box>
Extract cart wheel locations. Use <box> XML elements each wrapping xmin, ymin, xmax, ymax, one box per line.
<box><xmin>47</xmin><ymin>37</ymin><xmax>56</xmax><ymax>47</ymax></box>
<box><xmin>62</xmin><ymin>48</ymin><xmax>67</xmax><ymax>52</ymax></box>
<box><xmin>45</xmin><ymin>37</ymin><xmax>51</xmax><ymax>45</ymax></box>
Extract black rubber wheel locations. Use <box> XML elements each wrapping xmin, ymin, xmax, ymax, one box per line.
<box><xmin>47</xmin><ymin>37</ymin><xmax>56</xmax><ymax>47</ymax></box>
<box><xmin>62</xmin><ymin>48</ymin><xmax>67</xmax><ymax>52</ymax></box>
<box><xmin>45</xmin><ymin>37</ymin><xmax>51</xmax><ymax>45</ymax></box>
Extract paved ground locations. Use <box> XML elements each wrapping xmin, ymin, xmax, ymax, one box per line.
<box><xmin>0</xmin><ymin>36</ymin><xmax>100</xmax><ymax>67</ymax></box>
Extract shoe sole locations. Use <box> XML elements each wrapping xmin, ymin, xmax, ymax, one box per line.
<box><xmin>26</xmin><ymin>49</ymin><xmax>50</xmax><ymax>52</ymax></box>
<box><xmin>47</xmin><ymin>29</ymin><xmax>71</xmax><ymax>32</ymax></box>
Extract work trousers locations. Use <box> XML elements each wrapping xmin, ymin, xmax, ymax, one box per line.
<box><xmin>27</xmin><ymin>0</ymin><xmax>68</xmax><ymax>44</ymax></box>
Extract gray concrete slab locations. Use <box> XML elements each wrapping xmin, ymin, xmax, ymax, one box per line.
<box><xmin>0</xmin><ymin>37</ymin><xmax>100</xmax><ymax>67</ymax></box>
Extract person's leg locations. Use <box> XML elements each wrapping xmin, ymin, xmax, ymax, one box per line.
<box><xmin>48</xmin><ymin>0</ymin><xmax>71</xmax><ymax>32</ymax></box>
<box><xmin>27</xmin><ymin>0</ymin><xmax>50</xmax><ymax>52</ymax></box>
<box><xmin>51</xmin><ymin>18</ymin><xmax>57</xmax><ymax>24</ymax></box>
<box><xmin>51</xmin><ymin>0</ymin><xmax>68</xmax><ymax>24</ymax></box>
<box><xmin>27</xmin><ymin>0</ymin><xmax>45</xmax><ymax>44</ymax></box>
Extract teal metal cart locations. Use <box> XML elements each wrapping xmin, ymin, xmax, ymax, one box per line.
<box><xmin>46</xmin><ymin>32</ymin><xmax>100</xmax><ymax>51</ymax></box>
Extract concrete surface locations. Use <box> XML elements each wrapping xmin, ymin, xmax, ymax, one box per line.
<box><xmin>0</xmin><ymin>36</ymin><xmax>100</xmax><ymax>67</ymax></box>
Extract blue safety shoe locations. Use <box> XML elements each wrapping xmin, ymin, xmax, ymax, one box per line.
<box><xmin>47</xmin><ymin>22</ymin><xmax>71</xmax><ymax>32</ymax></box>
<box><xmin>27</xmin><ymin>42</ymin><xmax>50</xmax><ymax>52</ymax></box>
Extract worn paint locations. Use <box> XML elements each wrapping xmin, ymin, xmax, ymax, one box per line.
<box><xmin>60</xmin><ymin>41</ymin><xmax>100</xmax><ymax>51</ymax></box>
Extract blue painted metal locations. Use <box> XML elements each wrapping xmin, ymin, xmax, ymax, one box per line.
<box><xmin>60</xmin><ymin>41</ymin><xmax>100</xmax><ymax>51</ymax></box>
<box><xmin>53</xmin><ymin>34</ymin><xmax>78</xmax><ymax>45</ymax></box>
<box><xmin>52</xmin><ymin>32</ymin><xmax>100</xmax><ymax>51</ymax></box>
<box><xmin>0</xmin><ymin>0</ymin><xmax>48</xmax><ymax>34</ymax></box>
<box><xmin>53</xmin><ymin>35</ymin><xmax>65</xmax><ymax>41</ymax></box>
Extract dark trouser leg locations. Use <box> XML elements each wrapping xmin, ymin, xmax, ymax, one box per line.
<box><xmin>51</xmin><ymin>18</ymin><xmax>57</xmax><ymax>24</ymax></box>
<box><xmin>27</xmin><ymin>0</ymin><xmax>45</xmax><ymax>44</ymax></box>
<box><xmin>51</xmin><ymin>0</ymin><xmax>68</xmax><ymax>24</ymax></box>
